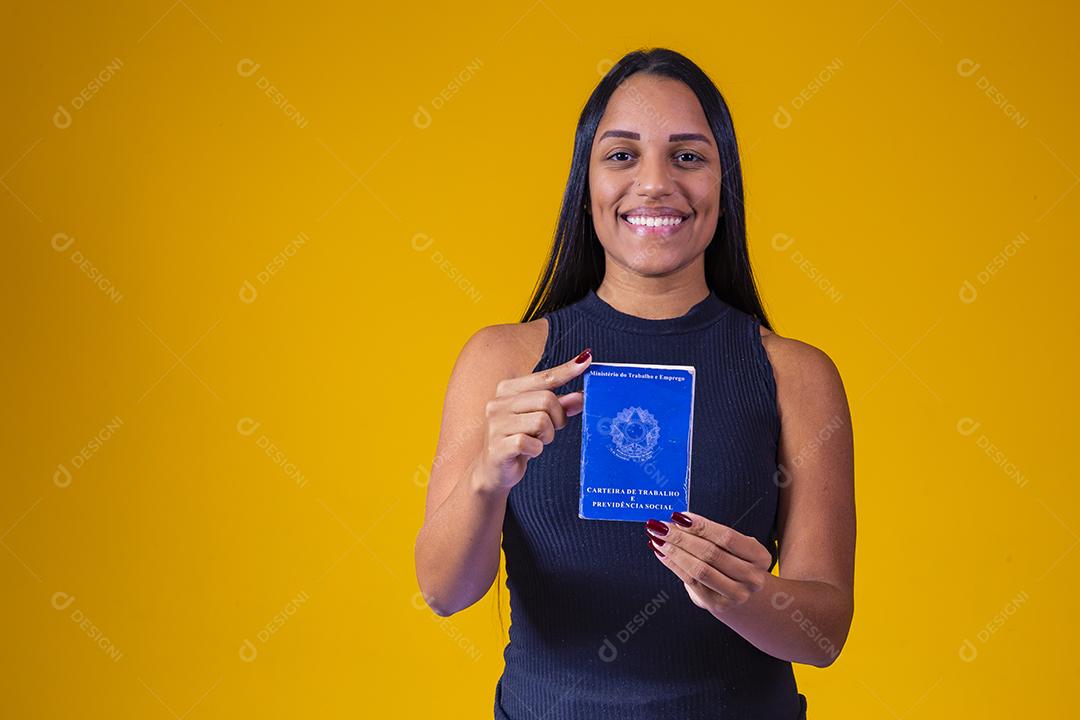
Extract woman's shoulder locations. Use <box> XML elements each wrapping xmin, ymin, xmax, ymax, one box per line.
<box><xmin>757</xmin><ymin>325</ymin><xmax>847</xmax><ymax>415</ymax></box>
<box><xmin>453</xmin><ymin>318</ymin><xmax>550</xmax><ymax>385</ymax></box>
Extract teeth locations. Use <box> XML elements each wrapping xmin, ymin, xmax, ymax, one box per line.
<box><xmin>624</xmin><ymin>215</ymin><xmax>684</xmax><ymax>227</ymax></box>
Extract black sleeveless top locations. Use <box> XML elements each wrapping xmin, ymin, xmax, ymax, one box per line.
<box><xmin>493</xmin><ymin>288</ymin><xmax>808</xmax><ymax>720</ymax></box>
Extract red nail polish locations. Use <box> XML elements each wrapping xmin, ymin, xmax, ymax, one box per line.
<box><xmin>645</xmin><ymin>518</ymin><xmax>668</xmax><ymax>536</ymax></box>
<box><xmin>574</xmin><ymin>348</ymin><xmax>592</xmax><ymax>364</ymax></box>
<box><xmin>671</xmin><ymin>511</ymin><xmax>693</xmax><ymax>528</ymax></box>
<box><xmin>648</xmin><ymin>538</ymin><xmax>665</xmax><ymax>557</ymax></box>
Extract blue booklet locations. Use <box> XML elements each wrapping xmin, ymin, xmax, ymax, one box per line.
<box><xmin>579</xmin><ymin>362</ymin><xmax>696</xmax><ymax>522</ymax></box>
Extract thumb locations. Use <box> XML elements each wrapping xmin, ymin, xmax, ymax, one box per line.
<box><xmin>558</xmin><ymin>391</ymin><xmax>585</xmax><ymax>418</ymax></box>
<box><xmin>684</xmin><ymin>582</ymin><xmax>711</xmax><ymax>611</ymax></box>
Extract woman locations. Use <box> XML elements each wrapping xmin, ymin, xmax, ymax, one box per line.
<box><xmin>414</xmin><ymin>47</ymin><xmax>855</xmax><ymax>719</ymax></box>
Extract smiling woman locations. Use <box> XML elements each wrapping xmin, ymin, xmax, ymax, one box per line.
<box><xmin>415</xmin><ymin>47</ymin><xmax>854</xmax><ymax>720</ymax></box>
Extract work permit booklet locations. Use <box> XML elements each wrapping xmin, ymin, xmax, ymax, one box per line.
<box><xmin>579</xmin><ymin>361</ymin><xmax>696</xmax><ymax>522</ymax></box>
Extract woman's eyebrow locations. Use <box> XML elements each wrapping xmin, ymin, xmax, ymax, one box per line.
<box><xmin>598</xmin><ymin>129</ymin><xmax>712</xmax><ymax>145</ymax></box>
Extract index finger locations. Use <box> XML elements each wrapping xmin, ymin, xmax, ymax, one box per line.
<box><xmin>495</xmin><ymin>348</ymin><xmax>592</xmax><ymax>398</ymax></box>
<box><xmin>669</xmin><ymin>511</ymin><xmax>773</xmax><ymax>568</ymax></box>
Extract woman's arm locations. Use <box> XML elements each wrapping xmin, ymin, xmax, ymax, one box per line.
<box><xmin>720</xmin><ymin>330</ymin><xmax>855</xmax><ymax>666</ymax></box>
<box><xmin>414</xmin><ymin>325</ymin><xmax>520</xmax><ymax>616</ymax></box>
<box><xmin>414</xmin><ymin>457</ymin><xmax>513</xmax><ymax>617</ymax></box>
<box><xmin>414</xmin><ymin>323</ymin><xmax>590</xmax><ymax>616</ymax></box>
<box><xmin>647</xmin><ymin>329</ymin><xmax>855</xmax><ymax>666</ymax></box>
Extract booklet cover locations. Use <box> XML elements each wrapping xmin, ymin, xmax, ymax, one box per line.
<box><xmin>579</xmin><ymin>362</ymin><xmax>696</xmax><ymax>522</ymax></box>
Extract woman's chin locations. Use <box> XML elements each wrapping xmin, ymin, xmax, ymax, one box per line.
<box><xmin>624</xmin><ymin>258</ymin><xmax>692</xmax><ymax>277</ymax></box>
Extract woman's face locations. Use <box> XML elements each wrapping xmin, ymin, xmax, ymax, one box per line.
<box><xmin>588</xmin><ymin>73</ymin><xmax>721</xmax><ymax>277</ymax></box>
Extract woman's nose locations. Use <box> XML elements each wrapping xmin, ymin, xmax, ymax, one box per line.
<box><xmin>635</xmin><ymin>154</ymin><xmax>673</xmax><ymax>197</ymax></box>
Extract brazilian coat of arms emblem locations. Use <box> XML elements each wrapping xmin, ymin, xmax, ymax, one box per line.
<box><xmin>608</xmin><ymin>406</ymin><xmax>661</xmax><ymax>462</ymax></box>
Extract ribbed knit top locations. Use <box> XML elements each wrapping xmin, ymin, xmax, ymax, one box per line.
<box><xmin>493</xmin><ymin>287</ymin><xmax>807</xmax><ymax>720</ymax></box>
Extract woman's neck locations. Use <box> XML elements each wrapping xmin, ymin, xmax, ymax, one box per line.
<box><xmin>595</xmin><ymin>273</ymin><xmax>711</xmax><ymax>321</ymax></box>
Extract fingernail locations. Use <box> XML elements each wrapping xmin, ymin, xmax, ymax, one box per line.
<box><xmin>648</xmin><ymin>538</ymin><xmax>665</xmax><ymax>557</ymax></box>
<box><xmin>574</xmin><ymin>348</ymin><xmax>592</xmax><ymax>364</ymax></box>
<box><xmin>671</xmin><ymin>511</ymin><xmax>693</xmax><ymax>528</ymax></box>
<box><xmin>645</xmin><ymin>518</ymin><xmax>668</xmax><ymax>536</ymax></box>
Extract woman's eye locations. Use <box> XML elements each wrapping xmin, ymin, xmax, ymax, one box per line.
<box><xmin>605</xmin><ymin>151</ymin><xmax>703</xmax><ymax>163</ymax></box>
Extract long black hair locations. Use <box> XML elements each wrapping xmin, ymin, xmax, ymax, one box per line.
<box><xmin>519</xmin><ymin>47</ymin><xmax>772</xmax><ymax>330</ymax></box>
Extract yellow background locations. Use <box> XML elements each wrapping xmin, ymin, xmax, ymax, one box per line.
<box><xmin>3</xmin><ymin>1</ymin><xmax>1076</xmax><ymax>717</ymax></box>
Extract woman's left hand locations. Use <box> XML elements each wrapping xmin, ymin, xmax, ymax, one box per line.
<box><xmin>645</xmin><ymin>511</ymin><xmax>774</xmax><ymax>618</ymax></box>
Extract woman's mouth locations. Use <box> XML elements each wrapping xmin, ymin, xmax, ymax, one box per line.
<box><xmin>619</xmin><ymin>213</ymin><xmax>691</xmax><ymax>237</ymax></box>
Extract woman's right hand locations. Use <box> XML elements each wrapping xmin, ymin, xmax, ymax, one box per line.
<box><xmin>472</xmin><ymin>348</ymin><xmax>593</xmax><ymax>494</ymax></box>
